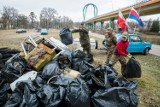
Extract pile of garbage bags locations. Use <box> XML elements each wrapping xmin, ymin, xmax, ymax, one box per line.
<box><xmin>0</xmin><ymin>47</ymin><xmax>20</xmax><ymax>69</ymax></box>
<box><xmin>0</xmin><ymin>47</ymin><xmax>139</xmax><ymax>107</ymax></box>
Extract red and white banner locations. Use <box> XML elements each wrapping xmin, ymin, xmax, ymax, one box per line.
<box><xmin>117</xmin><ymin>10</ymin><xmax>127</xmax><ymax>31</ymax></box>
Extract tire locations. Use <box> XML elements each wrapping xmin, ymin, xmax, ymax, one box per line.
<box><xmin>95</xmin><ymin>40</ymin><xmax>98</xmax><ymax>49</ymax></box>
<box><xmin>0</xmin><ymin>48</ymin><xmax>11</xmax><ymax>54</ymax></box>
<box><xmin>2</xmin><ymin>54</ymin><xmax>12</xmax><ymax>59</ymax></box>
<box><xmin>102</xmin><ymin>40</ymin><xmax>105</xmax><ymax>45</ymax></box>
<box><xmin>0</xmin><ymin>48</ymin><xmax>20</xmax><ymax>54</ymax></box>
<box><xmin>0</xmin><ymin>47</ymin><xmax>8</xmax><ymax>51</ymax></box>
<box><xmin>144</xmin><ymin>48</ymin><xmax>149</xmax><ymax>55</ymax></box>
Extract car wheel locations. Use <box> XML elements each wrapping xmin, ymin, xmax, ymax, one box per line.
<box><xmin>95</xmin><ymin>40</ymin><xmax>98</xmax><ymax>49</ymax></box>
<box><xmin>102</xmin><ymin>39</ymin><xmax>105</xmax><ymax>45</ymax></box>
<box><xmin>144</xmin><ymin>48</ymin><xmax>149</xmax><ymax>55</ymax></box>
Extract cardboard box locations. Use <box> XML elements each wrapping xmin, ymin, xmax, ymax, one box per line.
<box><xmin>25</xmin><ymin>43</ymin><xmax>56</xmax><ymax>71</ymax></box>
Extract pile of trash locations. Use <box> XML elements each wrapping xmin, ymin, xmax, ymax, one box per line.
<box><xmin>0</xmin><ymin>47</ymin><xmax>20</xmax><ymax>69</ymax></box>
<box><xmin>0</xmin><ymin>31</ymin><xmax>139</xmax><ymax>107</ymax></box>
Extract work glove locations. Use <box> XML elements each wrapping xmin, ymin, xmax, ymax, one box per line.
<box><xmin>127</xmin><ymin>54</ymin><xmax>132</xmax><ymax>59</ymax></box>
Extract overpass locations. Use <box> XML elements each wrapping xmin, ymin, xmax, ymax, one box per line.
<box><xmin>86</xmin><ymin>0</ymin><xmax>160</xmax><ymax>30</ymax></box>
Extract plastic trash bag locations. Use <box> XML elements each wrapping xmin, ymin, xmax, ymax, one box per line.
<box><xmin>113</xmin><ymin>77</ymin><xmax>138</xmax><ymax>91</ymax></box>
<box><xmin>72</xmin><ymin>50</ymin><xmax>86</xmax><ymax>59</ymax></box>
<box><xmin>4</xmin><ymin>92</ymin><xmax>23</xmax><ymax>107</ymax></box>
<box><xmin>37</xmin><ymin>84</ymin><xmax>65</xmax><ymax>107</ymax></box>
<box><xmin>1</xmin><ymin>54</ymin><xmax>29</xmax><ymax>83</ymax></box>
<box><xmin>24</xmin><ymin>82</ymin><xmax>39</xmax><ymax>107</ymax></box>
<box><xmin>42</xmin><ymin>62</ymin><xmax>61</xmax><ymax>79</ymax></box>
<box><xmin>10</xmin><ymin>71</ymin><xmax>37</xmax><ymax>91</ymax></box>
<box><xmin>5</xmin><ymin>79</ymin><xmax>39</xmax><ymax>107</ymax></box>
<box><xmin>125</xmin><ymin>57</ymin><xmax>141</xmax><ymax>78</ymax></box>
<box><xmin>65</xmin><ymin>77</ymin><xmax>90</xmax><ymax>107</ymax></box>
<box><xmin>59</xmin><ymin>27</ymin><xmax>73</xmax><ymax>45</ymax></box>
<box><xmin>91</xmin><ymin>87</ymin><xmax>138</xmax><ymax>107</ymax></box>
<box><xmin>71</xmin><ymin>50</ymin><xmax>93</xmax><ymax>71</ymax></box>
<box><xmin>48</xmin><ymin>74</ymin><xmax>90</xmax><ymax>107</ymax></box>
<box><xmin>0</xmin><ymin>74</ymin><xmax>10</xmax><ymax>106</ymax></box>
<box><xmin>105</xmin><ymin>65</ymin><xmax>118</xmax><ymax>85</ymax></box>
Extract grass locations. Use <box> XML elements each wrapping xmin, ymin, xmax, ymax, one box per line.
<box><xmin>0</xmin><ymin>29</ymin><xmax>160</xmax><ymax>107</ymax></box>
<box><xmin>137</xmin><ymin>32</ymin><xmax>160</xmax><ymax>45</ymax></box>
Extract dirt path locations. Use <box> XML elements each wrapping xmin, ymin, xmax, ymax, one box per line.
<box><xmin>149</xmin><ymin>44</ymin><xmax>160</xmax><ymax>56</ymax></box>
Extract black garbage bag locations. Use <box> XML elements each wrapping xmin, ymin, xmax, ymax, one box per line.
<box><xmin>37</xmin><ymin>84</ymin><xmax>65</xmax><ymax>107</ymax></box>
<box><xmin>48</xmin><ymin>74</ymin><xmax>90</xmax><ymax>107</ymax></box>
<box><xmin>91</xmin><ymin>65</ymin><xmax>112</xmax><ymax>90</ymax></box>
<box><xmin>79</xmin><ymin>61</ymin><xmax>94</xmax><ymax>78</ymax></box>
<box><xmin>42</xmin><ymin>62</ymin><xmax>61</xmax><ymax>79</ymax></box>
<box><xmin>72</xmin><ymin>50</ymin><xmax>86</xmax><ymax>59</ymax></box>
<box><xmin>4</xmin><ymin>92</ymin><xmax>23</xmax><ymax>107</ymax></box>
<box><xmin>33</xmin><ymin>75</ymin><xmax>45</xmax><ymax>89</ymax></box>
<box><xmin>64</xmin><ymin>77</ymin><xmax>90</xmax><ymax>107</ymax></box>
<box><xmin>1</xmin><ymin>54</ymin><xmax>29</xmax><ymax>83</ymax></box>
<box><xmin>105</xmin><ymin>65</ymin><xmax>118</xmax><ymax>85</ymax></box>
<box><xmin>71</xmin><ymin>57</ymin><xmax>83</xmax><ymax>71</ymax></box>
<box><xmin>24</xmin><ymin>83</ymin><xmax>39</xmax><ymax>107</ymax></box>
<box><xmin>59</xmin><ymin>27</ymin><xmax>73</xmax><ymax>45</ymax></box>
<box><xmin>91</xmin><ymin>87</ymin><xmax>138</xmax><ymax>107</ymax></box>
<box><xmin>113</xmin><ymin>77</ymin><xmax>138</xmax><ymax>91</ymax></box>
<box><xmin>0</xmin><ymin>74</ymin><xmax>10</xmax><ymax>106</ymax></box>
<box><xmin>17</xmin><ymin>80</ymin><xmax>39</xmax><ymax>107</ymax></box>
<box><xmin>124</xmin><ymin>57</ymin><xmax>141</xmax><ymax>78</ymax></box>
<box><xmin>0</xmin><ymin>48</ymin><xmax>20</xmax><ymax>54</ymax></box>
<box><xmin>71</xmin><ymin>50</ymin><xmax>94</xmax><ymax>70</ymax></box>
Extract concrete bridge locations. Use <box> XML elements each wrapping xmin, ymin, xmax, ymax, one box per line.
<box><xmin>86</xmin><ymin>0</ymin><xmax>160</xmax><ymax>30</ymax></box>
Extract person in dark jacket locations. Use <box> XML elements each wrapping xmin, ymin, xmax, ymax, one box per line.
<box><xmin>104</xmin><ymin>27</ymin><xmax>117</xmax><ymax>64</ymax></box>
<box><xmin>72</xmin><ymin>22</ymin><xmax>91</xmax><ymax>56</ymax></box>
<box><xmin>110</xmin><ymin>32</ymin><xmax>131</xmax><ymax>76</ymax></box>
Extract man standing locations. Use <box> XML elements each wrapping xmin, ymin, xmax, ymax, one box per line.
<box><xmin>110</xmin><ymin>32</ymin><xmax>131</xmax><ymax>76</ymax></box>
<box><xmin>105</xmin><ymin>27</ymin><xmax>117</xmax><ymax>64</ymax></box>
<box><xmin>72</xmin><ymin>22</ymin><xmax>91</xmax><ymax>56</ymax></box>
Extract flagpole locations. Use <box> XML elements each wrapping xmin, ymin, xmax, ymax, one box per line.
<box><xmin>127</xmin><ymin>7</ymin><xmax>135</xmax><ymax>34</ymax></box>
<box><xmin>126</xmin><ymin>18</ymin><xmax>133</xmax><ymax>33</ymax></box>
<box><xmin>133</xmin><ymin>26</ymin><xmax>136</xmax><ymax>34</ymax></box>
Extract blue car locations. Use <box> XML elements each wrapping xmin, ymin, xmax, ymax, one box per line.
<box><xmin>104</xmin><ymin>34</ymin><xmax>152</xmax><ymax>55</ymax></box>
<box><xmin>16</xmin><ymin>28</ymin><xmax>26</xmax><ymax>33</ymax></box>
<box><xmin>41</xmin><ymin>29</ymin><xmax>48</xmax><ymax>35</ymax></box>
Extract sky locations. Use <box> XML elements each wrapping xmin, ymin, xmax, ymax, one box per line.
<box><xmin>0</xmin><ymin>0</ymin><xmax>159</xmax><ymax>22</ymax></box>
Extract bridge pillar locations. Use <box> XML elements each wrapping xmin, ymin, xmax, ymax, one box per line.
<box><xmin>87</xmin><ymin>23</ymin><xmax>91</xmax><ymax>30</ymax></box>
<box><xmin>100</xmin><ymin>21</ymin><xmax>104</xmax><ymax>30</ymax></box>
<box><xmin>93</xmin><ymin>22</ymin><xmax>96</xmax><ymax>30</ymax></box>
<box><xmin>109</xmin><ymin>18</ymin><xmax>115</xmax><ymax>29</ymax></box>
<box><xmin>85</xmin><ymin>23</ymin><xmax>89</xmax><ymax>29</ymax></box>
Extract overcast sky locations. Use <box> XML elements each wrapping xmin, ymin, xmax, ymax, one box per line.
<box><xmin>0</xmin><ymin>0</ymin><xmax>159</xmax><ymax>22</ymax></box>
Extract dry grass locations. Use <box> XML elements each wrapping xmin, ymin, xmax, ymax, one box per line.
<box><xmin>137</xmin><ymin>32</ymin><xmax>160</xmax><ymax>45</ymax></box>
<box><xmin>0</xmin><ymin>29</ymin><xmax>160</xmax><ymax>107</ymax></box>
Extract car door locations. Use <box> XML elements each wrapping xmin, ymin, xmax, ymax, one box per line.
<box><xmin>128</xmin><ymin>35</ymin><xmax>144</xmax><ymax>53</ymax></box>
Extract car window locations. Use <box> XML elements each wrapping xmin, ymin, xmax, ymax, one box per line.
<box><xmin>130</xmin><ymin>36</ymin><xmax>141</xmax><ymax>42</ymax></box>
<box><xmin>41</xmin><ymin>29</ymin><xmax>47</xmax><ymax>32</ymax></box>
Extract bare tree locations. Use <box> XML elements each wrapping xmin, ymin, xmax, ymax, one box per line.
<box><xmin>40</xmin><ymin>8</ymin><xmax>57</xmax><ymax>28</ymax></box>
<box><xmin>0</xmin><ymin>15</ymin><xmax>7</xmax><ymax>29</ymax></box>
<box><xmin>146</xmin><ymin>19</ymin><xmax>152</xmax><ymax>31</ymax></box>
<box><xmin>29</xmin><ymin>12</ymin><xmax>37</xmax><ymax>28</ymax></box>
<box><xmin>52</xmin><ymin>16</ymin><xmax>73</xmax><ymax>29</ymax></box>
<box><xmin>60</xmin><ymin>16</ymin><xmax>73</xmax><ymax>28</ymax></box>
<box><xmin>17</xmin><ymin>14</ymin><xmax>29</xmax><ymax>28</ymax></box>
<box><xmin>52</xmin><ymin>16</ymin><xmax>61</xmax><ymax>29</ymax></box>
<box><xmin>1</xmin><ymin>6</ymin><xmax>18</xmax><ymax>29</ymax></box>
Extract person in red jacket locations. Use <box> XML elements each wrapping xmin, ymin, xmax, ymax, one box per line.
<box><xmin>110</xmin><ymin>32</ymin><xmax>131</xmax><ymax>76</ymax></box>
